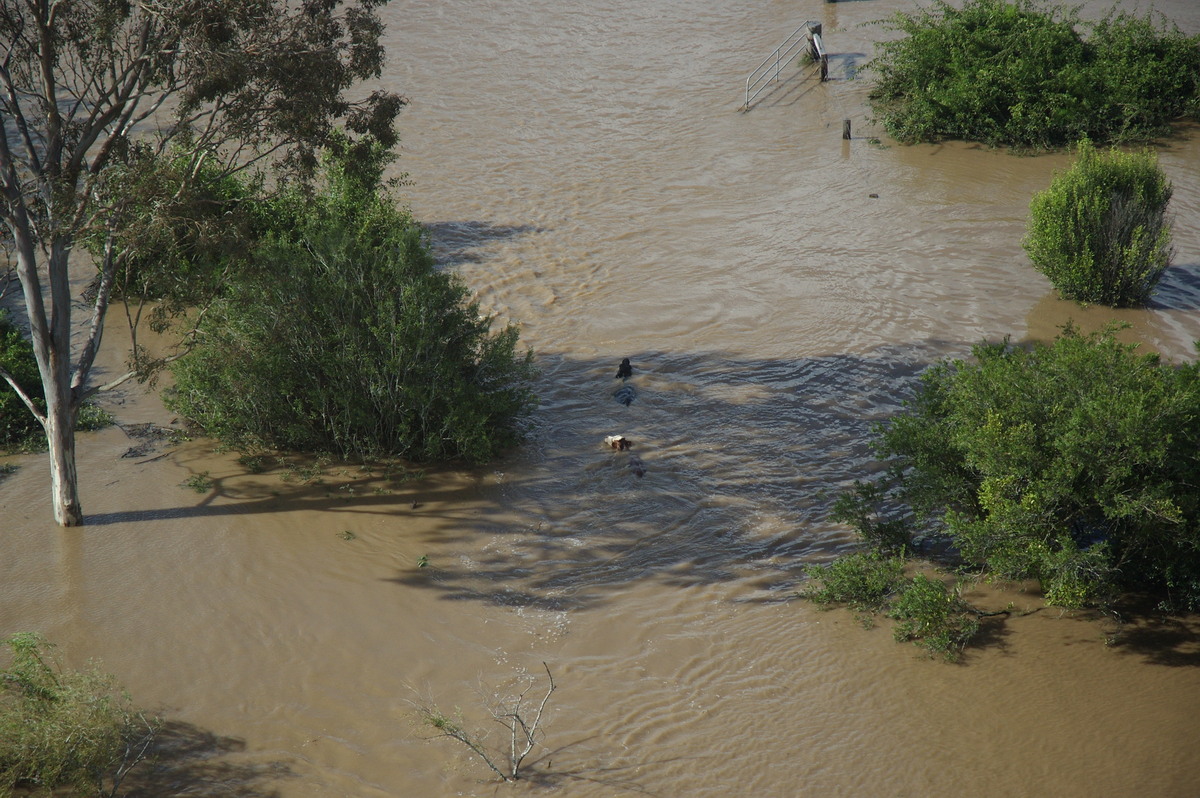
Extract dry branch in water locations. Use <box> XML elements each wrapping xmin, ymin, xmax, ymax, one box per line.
<box><xmin>416</xmin><ymin>663</ymin><xmax>556</xmax><ymax>782</ymax></box>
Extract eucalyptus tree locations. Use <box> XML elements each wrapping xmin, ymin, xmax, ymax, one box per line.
<box><xmin>0</xmin><ymin>0</ymin><xmax>404</xmax><ymax>525</ymax></box>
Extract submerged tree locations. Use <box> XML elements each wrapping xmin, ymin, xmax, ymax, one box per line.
<box><xmin>165</xmin><ymin>145</ymin><xmax>538</xmax><ymax>464</ymax></box>
<box><xmin>0</xmin><ymin>632</ymin><xmax>159</xmax><ymax>796</ymax></box>
<box><xmin>865</xmin><ymin>0</ymin><xmax>1200</xmax><ymax>149</ymax></box>
<box><xmin>0</xmin><ymin>0</ymin><xmax>404</xmax><ymax>525</ymax></box>
<box><xmin>843</xmin><ymin>326</ymin><xmax>1200</xmax><ymax>610</ymax></box>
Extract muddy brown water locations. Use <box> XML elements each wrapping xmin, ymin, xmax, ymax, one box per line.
<box><xmin>5</xmin><ymin>1</ymin><xmax>1200</xmax><ymax>795</ymax></box>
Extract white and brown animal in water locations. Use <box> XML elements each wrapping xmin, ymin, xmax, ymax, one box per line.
<box><xmin>603</xmin><ymin>436</ymin><xmax>645</xmax><ymax>477</ymax></box>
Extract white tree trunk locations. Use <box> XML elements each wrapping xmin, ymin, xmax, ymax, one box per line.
<box><xmin>46</xmin><ymin>393</ymin><xmax>83</xmax><ymax>527</ymax></box>
<box><xmin>11</xmin><ymin>226</ymin><xmax>87</xmax><ymax>526</ymax></box>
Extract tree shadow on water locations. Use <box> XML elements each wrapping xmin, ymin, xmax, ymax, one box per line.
<box><xmin>121</xmin><ymin>720</ymin><xmax>290</xmax><ymax>797</ymax></box>
<box><xmin>1107</xmin><ymin>610</ymin><xmax>1200</xmax><ymax>667</ymax></box>
<box><xmin>386</xmin><ymin>341</ymin><xmax>969</xmax><ymax>613</ymax></box>
<box><xmin>422</xmin><ymin>220</ymin><xmax>545</xmax><ymax>267</ymax></box>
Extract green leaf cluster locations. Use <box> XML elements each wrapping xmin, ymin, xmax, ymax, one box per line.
<box><xmin>0</xmin><ymin>633</ymin><xmax>155</xmax><ymax>797</ymax></box>
<box><xmin>803</xmin><ymin>551</ymin><xmax>906</xmax><ymax>615</ymax></box>
<box><xmin>84</xmin><ymin>144</ymin><xmax>264</xmax><ymax>308</ymax></box>
<box><xmin>803</xmin><ymin>554</ymin><xmax>980</xmax><ymax>660</ymax></box>
<box><xmin>887</xmin><ymin>574</ymin><xmax>981</xmax><ymax>661</ymax></box>
<box><xmin>165</xmin><ymin>146</ymin><xmax>538</xmax><ymax>465</ymax></box>
<box><xmin>877</xmin><ymin>326</ymin><xmax>1200</xmax><ymax>610</ymax></box>
<box><xmin>0</xmin><ymin>311</ymin><xmax>43</xmax><ymax>447</ymax></box>
<box><xmin>0</xmin><ymin>315</ymin><xmax>111</xmax><ymax>452</ymax></box>
<box><xmin>1025</xmin><ymin>139</ymin><xmax>1173</xmax><ymax>306</ymax></box>
<box><xmin>866</xmin><ymin>0</ymin><xmax>1200</xmax><ymax>148</ymax></box>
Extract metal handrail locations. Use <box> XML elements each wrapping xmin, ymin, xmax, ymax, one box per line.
<box><xmin>743</xmin><ymin>20</ymin><xmax>822</xmax><ymax>110</ymax></box>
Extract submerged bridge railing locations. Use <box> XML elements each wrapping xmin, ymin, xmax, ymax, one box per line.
<box><xmin>742</xmin><ymin>21</ymin><xmax>827</xmax><ymax>111</ymax></box>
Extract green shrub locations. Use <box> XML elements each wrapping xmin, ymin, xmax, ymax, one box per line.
<box><xmin>830</xmin><ymin>480</ymin><xmax>912</xmax><ymax>553</ymax></box>
<box><xmin>889</xmin><ymin>574</ymin><xmax>981</xmax><ymax>661</ymax></box>
<box><xmin>0</xmin><ymin>311</ymin><xmax>43</xmax><ymax>447</ymax></box>
<box><xmin>1</xmin><ymin>312</ymin><xmax>114</xmax><ymax>453</ymax></box>
<box><xmin>0</xmin><ymin>633</ymin><xmax>157</xmax><ymax>797</ymax></box>
<box><xmin>803</xmin><ymin>551</ymin><xmax>906</xmax><ymax>614</ymax></box>
<box><xmin>859</xmin><ymin>325</ymin><xmax>1200</xmax><ymax>610</ymax></box>
<box><xmin>1025</xmin><ymin>139</ymin><xmax>1173</xmax><ymax>306</ymax></box>
<box><xmin>866</xmin><ymin>0</ymin><xmax>1200</xmax><ymax>149</ymax></box>
<box><xmin>167</xmin><ymin>220</ymin><xmax>537</xmax><ymax>465</ymax></box>
<box><xmin>802</xmin><ymin>554</ymin><xmax>984</xmax><ymax>658</ymax></box>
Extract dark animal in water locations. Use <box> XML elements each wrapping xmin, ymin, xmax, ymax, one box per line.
<box><xmin>604</xmin><ymin>435</ymin><xmax>632</xmax><ymax>451</ymax></box>
<box><xmin>628</xmin><ymin>455</ymin><xmax>646</xmax><ymax>478</ymax></box>
<box><xmin>613</xmin><ymin>385</ymin><xmax>636</xmax><ymax>407</ymax></box>
<box><xmin>615</xmin><ymin>358</ymin><xmax>632</xmax><ymax>380</ymax></box>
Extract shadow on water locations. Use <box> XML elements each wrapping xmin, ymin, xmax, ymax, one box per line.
<box><xmin>1147</xmin><ymin>261</ymin><xmax>1200</xmax><ymax>312</ymax></box>
<box><xmin>70</xmin><ymin>343</ymin><xmax>1200</xmax><ymax>664</ymax></box>
<box><xmin>421</xmin><ymin>220</ymin><xmax>545</xmax><ymax>267</ymax></box>
<box><xmin>84</xmin><ymin>344</ymin><xmax>957</xmax><ymax>595</ymax></box>
<box><xmin>382</xmin><ymin>343</ymin><xmax>961</xmax><ymax>611</ymax></box>
<box><xmin>1109</xmin><ymin>609</ymin><xmax>1200</xmax><ymax>667</ymax></box>
<box><xmin>122</xmin><ymin>720</ymin><xmax>289</xmax><ymax>798</ymax></box>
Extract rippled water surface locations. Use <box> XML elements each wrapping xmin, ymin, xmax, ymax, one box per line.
<box><xmin>4</xmin><ymin>1</ymin><xmax>1200</xmax><ymax>795</ymax></box>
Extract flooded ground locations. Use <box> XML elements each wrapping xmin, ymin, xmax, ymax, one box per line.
<box><xmin>4</xmin><ymin>0</ymin><xmax>1200</xmax><ymax>795</ymax></box>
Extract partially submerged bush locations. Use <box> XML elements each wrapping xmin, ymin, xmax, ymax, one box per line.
<box><xmin>803</xmin><ymin>551</ymin><xmax>906</xmax><ymax>615</ymax></box>
<box><xmin>0</xmin><ymin>633</ymin><xmax>157</xmax><ymax>797</ymax></box>
<box><xmin>803</xmin><ymin>555</ymin><xmax>983</xmax><ymax>660</ymax></box>
<box><xmin>848</xmin><ymin>325</ymin><xmax>1200</xmax><ymax>611</ymax></box>
<box><xmin>888</xmin><ymin>574</ymin><xmax>981</xmax><ymax>661</ymax></box>
<box><xmin>0</xmin><ymin>311</ymin><xmax>42</xmax><ymax>447</ymax></box>
<box><xmin>866</xmin><ymin>0</ymin><xmax>1200</xmax><ymax>149</ymax></box>
<box><xmin>1025</xmin><ymin>139</ymin><xmax>1174</xmax><ymax>306</ymax></box>
<box><xmin>167</xmin><ymin>153</ymin><xmax>537</xmax><ymax>464</ymax></box>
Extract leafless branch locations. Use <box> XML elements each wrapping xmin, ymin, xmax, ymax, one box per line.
<box><xmin>415</xmin><ymin>664</ymin><xmax>557</xmax><ymax>782</ymax></box>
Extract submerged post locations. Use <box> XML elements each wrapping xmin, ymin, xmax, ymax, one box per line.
<box><xmin>807</xmin><ymin>23</ymin><xmax>829</xmax><ymax>82</ymax></box>
<box><xmin>806</xmin><ymin>22</ymin><xmax>822</xmax><ymax>61</ymax></box>
<box><xmin>843</xmin><ymin>119</ymin><xmax>851</xmax><ymax>139</ymax></box>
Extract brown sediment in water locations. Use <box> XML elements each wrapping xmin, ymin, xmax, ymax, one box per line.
<box><xmin>4</xmin><ymin>1</ymin><xmax>1200</xmax><ymax>795</ymax></box>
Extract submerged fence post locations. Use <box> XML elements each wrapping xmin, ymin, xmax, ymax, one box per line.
<box><xmin>807</xmin><ymin>23</ymin><xmax>829</xmax><ymax>82</ymax></box>
<box><xmin>843</xmin><ymin>119</ymin><xmax>851</xmax><ymax>139</ymax></box>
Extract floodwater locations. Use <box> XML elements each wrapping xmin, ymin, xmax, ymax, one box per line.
<box><xmin>4</xmin><ymin>0</ymin><xmax>1200</xmax><ymax>795</ymax></box>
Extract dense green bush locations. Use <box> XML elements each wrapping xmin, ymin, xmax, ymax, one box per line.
<box><xmin>166</xmin><ymin>153</ymin><xmax>537</xmax><ymax>463</ymax></box>
<box><xmin>1025</xmin><ymin>139</ymin><xmax>1174</xmax><ymax>306</ymax></box>
<box><xmin>0</xmin><ymin>633</ymin><xmax>157</xmax><ymax>797</ymax></box>
<box><xmin>0</xmin><ymin>311</ymin><xmax>43</xmax><ymax>447</ymax></box>
<box><xmin>888</xmin><ymin>574</ymin><xmax>981</xmax><ymax>661</ymax></box>
<box><xmin>803</xmin><ymin>554</ymin><xmax>983</xmax><ymax>659</ymax></box>
<box><xmin>0</xmin><ymin>313</ymin><xmax>113</xmax><ymax>452</ymax></box>
<box><xmin>803</xmin><ymin>551</ymin><xmax>906</xmax><ymax>615</ymax></box>
<box><xmin>866</xmin><ymin>0</ymin><xmax>1200</xmax><ymax>148</ymax></box>
<box><xmin>860</xmin><ymin>326</ymin><xmax>1200</xmax><ymax>610</ymax></box>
